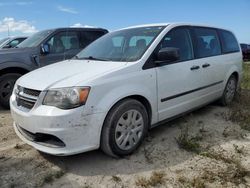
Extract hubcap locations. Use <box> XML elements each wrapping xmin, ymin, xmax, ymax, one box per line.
<box><xmin>225</xmin><ymin>78</ymin><xmax>236</xmax><ymax>104</ymax></box>
<box><xmin>115</xmin><ymin>109</ymin><xmax>144</xmax><ymax>151</ymax></box>
<box><xmin>0</xmin><ymin>80</ymin><xmax>15</xmax><ymax>99</ymax></box>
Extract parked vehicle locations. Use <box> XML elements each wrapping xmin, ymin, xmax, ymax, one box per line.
<box><xmin>0</xmin><ymin>36</ymin><xmax>27</xmax><ymax>49</ymax></box>
<box><xmin>0</xmin><ymin>27</ymin><xmax>108</xmax><ymax>108</ymax></box>
<box><xmin>240</xmin><ymin>43</ymin><xmax>250</xmax><ymax>61</ymax></box>
<box><xmin>10</xmin><ymin>23</ymin><xmax>242</xmax><ymax>157</ymax></box>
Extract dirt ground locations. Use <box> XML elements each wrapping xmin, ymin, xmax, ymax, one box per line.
<box><xmin>0</xmin><ymin>92</ymin><xmax>250</xmax><ymax>188</ymax></box>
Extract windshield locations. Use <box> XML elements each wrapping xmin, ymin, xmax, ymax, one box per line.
<box><xmin>76</xmin><ymin>26</ymin><xmax>165</xmax><ymax>62</ymax></box>
<box><xmin>17</xmin><ymin>30</ymin><xmax>53</xmax><ymax>48</ymax></box>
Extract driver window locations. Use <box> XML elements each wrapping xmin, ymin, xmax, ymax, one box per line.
<box><xmin>159</xmin><ymin>28</ymin><xmax>193</xmax><ymax>61</ymax></box>
<box><xmin>46</xmin><ymin>31</ymin><xmax>80</xmax><ymax>54</ymax></box>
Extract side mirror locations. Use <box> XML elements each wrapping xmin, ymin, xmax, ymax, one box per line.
<box><xmin>156</xmin><ymin>47</ymin><xmax>180</xmax><ymax>63</ymax></box>
<box><xmin>41</xmin><ymin>44</ymin><xmax>50</xmax><ymax>54</ymax></box>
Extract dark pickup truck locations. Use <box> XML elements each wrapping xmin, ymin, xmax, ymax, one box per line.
<box><xmin>0</xmin><ymin>27</ymin><xmax>108</xmax><ymax>108</ymax></box>
<box><xmin>240</xmin><ymin>43</ymin><xmax>250</xmax><ymax>61</ymax></box>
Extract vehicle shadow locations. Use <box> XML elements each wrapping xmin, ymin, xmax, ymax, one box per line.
<box><xmin>41</xmin><ymin>104</ymin><xmax>238</xmax><ymax>177</ymax></box>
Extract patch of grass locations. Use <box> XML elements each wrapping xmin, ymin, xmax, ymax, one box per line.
<box><xmin>135</xmin><ymin>171</ymin><xmax>165</xmax><ymax>187</ymax></box>
<box><xmin>14</xmin><ymin>144</ymin><xmax>22</xmax><ymax>149</ymax></box>
<box><xmin>241</xmin><ymin>63</ymin><xmax>250</xmax><ymax>90</ymax></box>
<box><xmin>111</xmin><ymin>175</ymin><xmax>122</xmax><ymax>183</ymax></box>
<box><xmin>227</xmin><ymin>89</ymin><xmax>250</xmax><ymax>131</ymax></box>
<box><xmin>200</xmin><ymin>149</ymin><xmax>250</xmax><ymax>185</ymax></box>
<box><xmin>38</xmin><ymin>169</ymin><xmax>65</xmax><ymax>186</ymax></box>
<box><xmin>233</xmin><ymin>144</ymin><xmax>244</xmax><ymax>155</ymax></box>
<box><xmin>176</xmin><ymin>125</ymin><xmax>202</xmax><ymax>153</ymax></box>
<box><xmin>177</xmin><ymin>176</ymin><xmax>205</xmax><ymax>188</ymax></box>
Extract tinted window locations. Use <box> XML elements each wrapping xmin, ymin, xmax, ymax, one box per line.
<box><xmin>77</xmin><ymin>26</ymin><xmax>164</xmax><ymax>62</ymax></box>
<box><xmin>193</xmin><ymin>28</ymin><xmax>221</xmax><ymax>58</ymax></box>
<box><xmin>46</xmin><ymin>31</ymin><xmax>80</xmax><ymax>54</ymax></box>
<box><xmin>8</xmin><ymin>38</ymin><xmax>26</xmax><ymax>47</ymax></box>
<box><xmin>80</xmin><ymin>31</ymin><xmax>105</xmax><ymax>48</ymax></box>
<box><xmin>219</xmin><ymin>30</ymin><xmax>239</xmax><ymax>53</ymax></box>
<box><xmin>159</xmin><ymin>28</ymin><xmax>193</xmax><ymax>61</ymax></box>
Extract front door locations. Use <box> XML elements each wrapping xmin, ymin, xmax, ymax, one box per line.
<box><xmin>156</xmin><ymin>27</ymin><xmax>209</xmax><ymax>121</ymax></box>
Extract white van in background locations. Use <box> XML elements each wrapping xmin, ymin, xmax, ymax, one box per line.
<box><xmin>10</xmin><ymin>23</ymin><xmax>242</xmax><ymax>157</ymax></box>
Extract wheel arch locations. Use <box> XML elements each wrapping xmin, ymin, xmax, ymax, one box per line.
<box><xmin>0</xmin><ymin>67</ymin><xmax>29</xmax><ymax>77</ymax></box>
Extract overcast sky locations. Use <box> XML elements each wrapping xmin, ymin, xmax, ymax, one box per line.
<box><xmin>0</xmin><ymin>0</ymin><xmax>249</xmax><ymax>43</ymax></box>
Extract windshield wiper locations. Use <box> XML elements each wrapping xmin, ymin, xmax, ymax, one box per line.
<box><xmin>80</xmin><ymin>56</ymin><xmax>109</xmax><ymax>61</ymax></box>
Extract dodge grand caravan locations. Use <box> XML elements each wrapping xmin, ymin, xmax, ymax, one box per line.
<box><xmin>10</xmin><ymin>23</ymin><xmax>242</xmax><ymax>157</ymax></box>
<box><xmin>0</xmin><ymin>27</ymin><xmax>108</xmax><ymax>108</ymax></box>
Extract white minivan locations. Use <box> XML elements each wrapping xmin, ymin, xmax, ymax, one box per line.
<box><xmin>10</xmin><ymin>23</ymin><xmax>242</xmax><ymax>157</ymax></box>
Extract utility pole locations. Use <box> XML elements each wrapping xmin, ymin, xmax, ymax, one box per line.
<box><xmin>7</xmin><ymin>24</ymin><xmax>10</xmax><ymax>36</ymax></box>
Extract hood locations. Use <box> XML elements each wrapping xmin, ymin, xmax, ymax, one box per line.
<box><xmin>17</xmin><ymin>59</ymin><xmax>127</xmax><ymax>90</ymax></box>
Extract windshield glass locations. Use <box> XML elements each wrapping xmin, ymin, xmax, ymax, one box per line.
<box><xmin>76</xmin><ymin>26</ymin><xmax>165</xmax><ymax>62</ymax></box>
<box><xmin>0</xmin><ymin>38</ymin><xmax>9</xmax><ymax>46</ymax></box>
<box><xmin>17</xmin><ymin>30</ymin><xmax>53</xmax><ymax>48</ymax></box>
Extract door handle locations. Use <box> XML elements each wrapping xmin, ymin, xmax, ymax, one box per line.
<box><xmin>202</xmin><ymin>63</ymin><xmax>210</xmax><ymax>68</ymax></box>
<box><xmin>190</xmin><ymin>65</ymin><xmax>200</xmax><ymax>70</ymax></box>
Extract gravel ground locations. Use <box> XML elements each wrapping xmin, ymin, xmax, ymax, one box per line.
<box><xmin>0</xmin><ymin>99</ymin><xmax>250</xmax><ymax>188</ymax></box>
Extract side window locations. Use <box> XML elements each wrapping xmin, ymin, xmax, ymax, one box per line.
<box><xmin>8</xmin><ymin>40</ymin><xmax>20</xmax><ymax>47</ymax></box>
<box><xmin>159</xmin><ymin>28</ymin><xmax>193</xmax><ymax>61</ymax></box>
<box><xmin>80</xmin><ymin>31</ymin><xmax>105</xmax><ymax>48</ymax></box>
<box><xmin>46</xmin><ymin>31</ymin><xmax>80</xmax><ymax>54</ymax></box>
<box><xmin>193</xmin><ymin>28</ymin><xmax>221</xmax><ymax>58</ymax></box>
<box><xmin>219</xmin><ymin>30</ymin><xmax>240</xmax><ymax>53</ymax></box>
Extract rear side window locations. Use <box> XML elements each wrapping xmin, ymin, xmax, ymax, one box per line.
<box><xmin>193</xmin><ymin>28</ymin><xmax>221</xmax><ymax>58</ymax></box>
<box><xmin>219</xmin><ymin>30</ymin><xmax>240</xmax><ymax>53</ymax></box>
<box><xmin>80</xmin><ymin>31</ymin><xmax>105</xmax><ymax>48</ymax></box>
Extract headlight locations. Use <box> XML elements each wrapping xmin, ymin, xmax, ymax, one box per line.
<box><xmin>43</xmin><ymin>87</ymin><xmax>90</xmax><ymax>109</ymax></box>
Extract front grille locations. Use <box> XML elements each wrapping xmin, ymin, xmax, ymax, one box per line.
<box><xmin>16</xmin><ymin>86</ymin><xmax>41</xmax><ymax>110</ymax></box>
<box><xmin>16</xmin><ymin>97</ymin><xmax>35</xmax><ymax>109</ymax></box>
<box><xmin>23</xmin><ymin>88</ymin><xmax>41</xmax><ymax>97</ymax></box>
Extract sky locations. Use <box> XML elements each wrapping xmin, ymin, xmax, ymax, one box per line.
<box><xmin>0</xmin><ymin>0</ymin><xmax>250</xmax><ymax>43</ymax></box>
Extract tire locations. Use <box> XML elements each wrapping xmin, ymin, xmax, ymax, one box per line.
<box><xmin>0</xmin><ymin>73</ymin><xmax>22</xmax><ymax>109</ymax></box>
<box><xmin>219</xmin><ymin>75</ymin><xmax>237</xmax><ymax>106</ymax></box>
<box><xmin>101</xmin><ymin>99</ymin><xmax>149</xmax><ymax>157</ymax></box>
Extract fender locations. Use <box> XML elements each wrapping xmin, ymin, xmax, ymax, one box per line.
<box><xmin>224</xmin><ymin>64</ymin><xmax>241</xmax><ymax>89</ymax></box>
<box><xmin>0</xmin><ymin>61</ymin><xmax>34</xmax><ymax>73</ymax></box>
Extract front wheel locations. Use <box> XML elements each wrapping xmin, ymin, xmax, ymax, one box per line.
<box><xmin>0</xmin><ymin>73</ymin><xmax>22</xmax><ymax>109</ymax></box>
<box><xmin>220</xmin><ymin>75</ymin><xmax>237</xmax><ymax>106</ymax></box>
<box><xmin>101</xmin><ymin>99</ymin><xmax>149</xmax><ymax>157</ymax></box>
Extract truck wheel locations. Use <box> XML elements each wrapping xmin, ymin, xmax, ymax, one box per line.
<box><xmin>101</xmin><ymin>99</ymin><xmax>149</xmax><ymax>157</ymax></box>
<box><xmin>0</xmin><ymin>73</ymin><xmax>22</xmax><ymax>109</ymax></box>
<box><xmin>220</xmin><ymin>75</ymin><xmax>237</xmax><ymax>106</ymax></box>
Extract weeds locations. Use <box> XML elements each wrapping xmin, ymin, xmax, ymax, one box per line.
<box><xmin>38</xmin><ymin>169</ymin><xmax>65</xmax><ymax>186</ymax></box>
<box><xmin>111</xmin><ymin>175</ymin><xmax>122</xmax><ymax>183</ymax></box>
<box><xmin>176</xmin><ymin>125</ymin><xmax>202</xmax><ymax>153</ymax></box>
<box><xmin>241</xmin><ymin>63</ymin><xmax>250</xmax><ymax>90</ymax></box>
<box><xmin>135</xmin><ymin>171</ymin><xmax>165</xmax><ymax>187</ymax></box>
<box><xmin>199</xmin><ymin>149</ymin><xmax>249</xmax><ymax>185</ymax></box>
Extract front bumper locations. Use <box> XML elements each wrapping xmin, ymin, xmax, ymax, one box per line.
<box><xmin>10</xmin><ymin>94</ymin><xmax>106</xmax><ymax>156</ymax></box>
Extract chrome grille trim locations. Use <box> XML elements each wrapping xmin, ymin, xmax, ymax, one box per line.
<box><xmin>16</xmin><ymin>86</ymin><xmax>41</xmax><ymax>110</ymax></box>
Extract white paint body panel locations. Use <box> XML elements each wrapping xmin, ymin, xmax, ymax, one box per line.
<box><xmin>10</xmin><ymin>23</ymin><xmax>243</xmax><ymax>155</ymax></box>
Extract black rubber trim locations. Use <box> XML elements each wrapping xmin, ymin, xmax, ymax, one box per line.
<box><xmin>161</xmin><ymin>80</ymin><xmax>223</xmax><ymax>102</ymax></box>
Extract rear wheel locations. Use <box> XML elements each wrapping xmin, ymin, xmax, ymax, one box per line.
<box><xmin>0</xmin><ymin>73</ymin><xmax>22</xmax><ymax>109</ymax></box>
<box><xmin>101</xmin><ymin>99</ymin><xmax>149</xmax><ymax>157</ymax></box>
<box><xmin>220</xmin><ymin>75</ymin><xmax>237</xmax><ymax>106</ymax></box>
